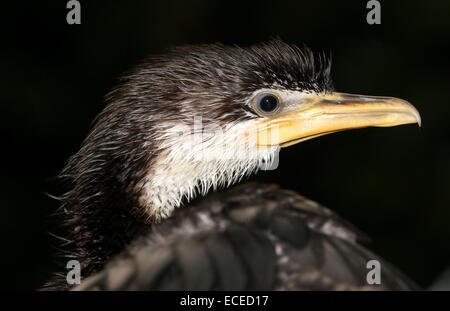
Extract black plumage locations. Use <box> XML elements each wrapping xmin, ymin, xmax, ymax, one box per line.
<box><xmin>73</xmin><ymin>184</ymin><xmax>416</xmax><ymax>290</ymax></box>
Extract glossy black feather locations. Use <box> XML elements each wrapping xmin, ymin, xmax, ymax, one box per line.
<box><xmin>73</xmin><ymin>184</ymin><xmax>418</xmax><ymax>291</ymax></box>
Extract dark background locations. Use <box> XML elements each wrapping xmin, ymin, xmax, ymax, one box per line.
<box><xmin>1</xmin><ymin>1</ymin><xmax>449</xmax><ymax>290</ymax></box>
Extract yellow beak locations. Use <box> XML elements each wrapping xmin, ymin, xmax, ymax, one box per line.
<box><xmin>255</xmin><ymin>92</ymin><xmax>421</xmax><ymax>147</ymax></box>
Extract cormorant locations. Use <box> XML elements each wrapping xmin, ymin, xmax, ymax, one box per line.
<box><xmin>45</xmin><ymin>40</ymin><xmax>421</xmax><ymax>290</ymax></box>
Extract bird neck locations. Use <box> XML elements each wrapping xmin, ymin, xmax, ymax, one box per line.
<box><xmin>63</xmin><ymin>187</ymin><xmax>148</xmax><ymax>276</ymax></box>
<box><xmin>60</xmin><ymin>121</ymin><xmax>278</xmax><ymax>274</ymax></box>
<box><xmin>134</xmin><ymin>127</ymin><xmax>280</xmax><ymax>222</ymax></box>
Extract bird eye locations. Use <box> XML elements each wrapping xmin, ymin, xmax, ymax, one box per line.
<box><xmin>255</xmin><ymin>93</ymin><xmax>281</xmax><ymax>115</ymax></box>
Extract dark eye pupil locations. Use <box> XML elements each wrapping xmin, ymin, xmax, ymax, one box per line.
<box><xmin>258</xmin><ymin>94</ymin><xmax>279</xmax><ymax>113</ymax></box>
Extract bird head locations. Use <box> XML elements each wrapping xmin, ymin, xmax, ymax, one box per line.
<box><xmin>63</xmin><ymin>40</ymin><xmax>420</xmax><ymax>222</ymax></box>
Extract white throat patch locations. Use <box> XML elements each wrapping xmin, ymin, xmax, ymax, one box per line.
<box><xmin>137</xmin><ymin>118</ymin><xmax>279</xmax><ymax>221</ymax></box>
